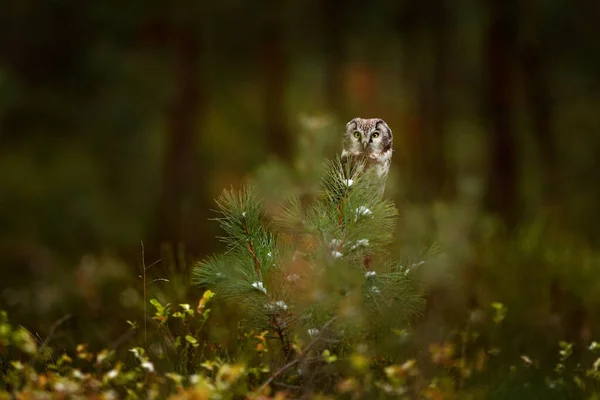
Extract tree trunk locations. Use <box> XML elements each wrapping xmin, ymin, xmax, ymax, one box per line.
<box><xmin>425</xmin><ymin>0</ymin><xmax>448</xmax><ymax>198</ymax></box>
<box><xmin>395</xmin><ymin>0</ymin><xmax>448</xmax><ymax>201</ymax></box>
<box><xmin>321</xmin><ymin>0</ymin><xmax>346</xmax><ymax>116</ymax></box>
<box><xmin>151</xmin><ymin>24</ymin><xmax>205</xmax><ymax>271</ymax></box>
<box><xmin>485</xmin><ymin>0</ymin><xmax>518</xmax><ymax>225</ymax></box>
<box><xmin>260</xmin><ymin>5</ymin><xmax>291</xmax><ymax>160</ymax></box>
<box><xmin>518</xmin><ymin>1</ymin><xmax>558</xmax><ymax>206</ymax></box>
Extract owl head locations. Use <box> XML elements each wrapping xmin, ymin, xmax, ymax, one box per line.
<box><xmin>343</xmin><ymin>118</ymin><xmax>393</xmax><ymax>155</ymax></box>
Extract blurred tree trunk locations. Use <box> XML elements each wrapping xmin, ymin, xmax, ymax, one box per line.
<box><xmin>321</xmin><ymin>0</ymin><xmax>346</xmax><ymax>116</ymax></box>
<box><xmin>399</xmin><ymin>1</ymin><xmax>457</xmax><ymax>373</ymax></box>
<box><xmin>396</xmin><ymin>0</ymin><xmax>448</xmax><ymax>201</ymax></box>
<box><xmin>151</xmin><ymin>23</ymin><xmax>206</xmax><ymax>270</ymax></box>
<box><xmin>260</xmin><ymin>4</ymin><xmax>291</xmax><ymax>160</ymax></box>
<box><xmin>485</xmin><ymin>0</ymin><xmax>518</xmax><ymax>225</ymax></box>
<box><xmin>424</xmin><ymin>0</ymin><xmax>448</xmax><ymax>198</ymax></box>
<box><xmin>518</xmin><ymin>1</ymin><xmax>558</xmax><ymax>206</ymax></box>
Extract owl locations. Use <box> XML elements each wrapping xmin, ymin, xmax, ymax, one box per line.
<box><xmin>341</xmin><ymin>118</ymin><xmax>393</xmax><ymax>196</ymax></box>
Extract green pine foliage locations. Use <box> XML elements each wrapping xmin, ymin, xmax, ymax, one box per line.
<box><xmin>192</xmin><ymin>156</ymin><xmax>426</xmax><ymax>355</ymax></box>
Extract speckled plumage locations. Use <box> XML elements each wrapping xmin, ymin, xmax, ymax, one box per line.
<box><xmin>341</xmin><ymin>118</ymin><xmax>393</xmax><ymax>196</ymax></box>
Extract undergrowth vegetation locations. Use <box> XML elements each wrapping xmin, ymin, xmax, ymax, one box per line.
<box><xmin>3</xmin><ymin>296</ymin><xmax>600</xmax><ymax>398</ymax></box>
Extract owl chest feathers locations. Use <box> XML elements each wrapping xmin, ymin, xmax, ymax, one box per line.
<box><xmin>341</xmin><ymin>148</ymin><xmax>392</xmax><ymax>179</ymax></box>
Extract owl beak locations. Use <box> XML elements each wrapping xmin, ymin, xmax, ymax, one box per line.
<box><xmin>362</xmin><ymin>141</ymin><xmax>368</xmax><ymax>150</ymax></box>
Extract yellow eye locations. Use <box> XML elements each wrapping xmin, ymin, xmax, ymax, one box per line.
<box><xmin>353</xmin><ymin>131</ymin><xmax>361</xmax><ymax>139</ymax></box>
<box><xmin>371</xmin><ymin>131</ymin><xmax>380</xmax><ymax>139</ymax></box>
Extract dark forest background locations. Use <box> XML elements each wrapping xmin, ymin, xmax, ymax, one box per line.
<box><xmin>1</xmin><ymin>0</ymin><xmax>600</xmax><ymax>386</ymax></box>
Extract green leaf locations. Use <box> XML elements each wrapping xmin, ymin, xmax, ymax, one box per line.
<box><xmin>202</xmin><ymin>290</ymin><xmax>215</xmax><ymax>302</ymax></box>
<box><xmin>491</xmin><ymin>302</ymin><xmax>507</xmax><ymax>324</ymax></box>
<box><xmin>201</xmin><ymin>360</ymin><xmax>216</xmax><ymax>371</ymax></box>
<box><xmin>125</xmin><ymin>388</ymin><xmax>139</xmax><ymax>400</ymax></box>
<box><xmin>57</xmin><ymin>353</ymin><xmax>73</xmax><ymax>366</ymax></box>
<box><xmin>185</xmin><ymin>335</ymin><xmax>199</xmax><ymax>348</ymax></box>
<box><xmin>10</xmin><ymin>361</ymin><xmax>24</xmax><ymax>370</ymax></box>
<box><xmin>126</xmin><ymin>320</ymin><xmax>138</xmax><ymax>330</ymax></box>
<box><xmin>179</xmin><ymin>303</ymin><xmax>194</xmax><ymax>316</ymax></box>
<box><xmin>166</xmin><ymin>372</ymin><xmax>183</xmax><ymax>384</ymax></box>
<box><xmin>150</xmin><ymin>299</ymin><xmax>164</xmax><ymax>312</ymax></box>
<box><xmin>12</xmin><ymin>327</ymin><xmax>37</xmax><ymax>354</ymax></box>
<box><xmin>322</xmin><ymin>349</ymin><xmax>338</xmax><ymax>363</ymax></box>
<box><xmin>129</xmin><ymin>347</ymin><xmax>146</xmax><ymax>361</ymax></box>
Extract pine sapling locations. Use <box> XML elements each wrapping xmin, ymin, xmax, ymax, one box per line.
<box><xmin>193</xmin><ymin>157</ymin><xmax>427</xmax><ymax>368</ymax></box>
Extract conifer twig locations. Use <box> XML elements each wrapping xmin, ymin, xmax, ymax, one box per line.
<box><xmin>242</xmin><ymin>219</ymin><xmax>262</xmax><ymax>280</ymax></box>
<box><xmin>257</xmin><ymin>316</ymin><xmax>337</xmax><ymax>393</ymax></box>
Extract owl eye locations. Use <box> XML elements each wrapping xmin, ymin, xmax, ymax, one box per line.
<box><xmin>371</xmin><ymin>131</ymin><xmax>380</xmax><ymax>139</ymax></box>
<box><xmin>353</xmin><ymin>131</ymin><xmax>361</xmax><ymax>139</ymax></box>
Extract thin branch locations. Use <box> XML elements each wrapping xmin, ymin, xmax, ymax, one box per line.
<box><xmin>109</xmin><ymin>328</ymin><xmax>136</xmax><ymax>350</ymax></box>
<box><xmin>141</xmin><ymin>241</ymin><xmax>147</xmax><ymax>346</ymax></box>
<box><xmin>146</xmin><ymin>278</ymin><xmax>170</xmax><ymax>286</ymax></box>
<box><xmin>273</xmin><ymin>381</ymin><xmax>302</xmax><ymax>390</ymax></box>
<box><xmin>139</xmin><ymin>241</ymin><xmax>167</xmax><ymax>346</ymax></box>
<box><xmin>257</xmin><ymin>316</ymin><xmax>336</xmax><ymax>393</ymax></box>
<box><xmin>145</xmin><ymin>258</ymin><xmax>162</xmax><ymax>271</ymax></box>
<box><xmin>37</xmin><ymin>314</ymin><xmax>72</xmax><ymax>355</ymax></box>
<box><xmin>259</xmin><ymin>358</ymin><xmax>301</xmax><ymax>393</ymax></box>
<box><xmin>271</xmin><ymin>314</ymin><xmax>293</xmax><ymax>360</ymax></box>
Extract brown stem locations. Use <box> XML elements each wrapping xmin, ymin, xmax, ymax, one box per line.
<box><xmin>246</xmin><ymin>241</ymin><xmax>262</xmax><ymax>280</ymax></box>
<box><xmin>242</xmin><ymin>221</ymin><xmax>262</xmax><ymax>281</ymax></box>
<box><xmin>257</xmin><ymin>317</ymin><xmax>337</xmax><ymax>394</ymax></box>
<box><xmin>362</xmin><ymin>254</ymin><xmax>372</xmax><ymax>271</ymax></box>
<box><xmin>271</xmin><ymin>315</ymin><xmax>293</xmax><ymax>360</ymax></box>
<box><xmin>336</xmin><ymin>202</ymin><xmax>344</xmax><ymax>228</ymax></box>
